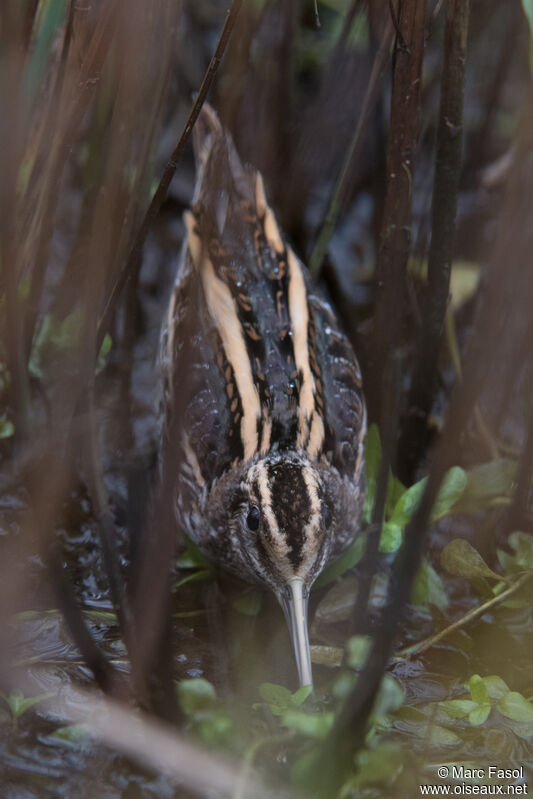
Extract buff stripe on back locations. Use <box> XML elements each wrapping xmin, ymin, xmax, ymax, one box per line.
<box><xmin>287</xmin><ymin>247</ymin><xmax>325</xmax><ymax>457</ymax></box>
<box><xmin>185</xmin><ymin>212</ymin><xmax>261</xmax><ymax>460</ymax></box>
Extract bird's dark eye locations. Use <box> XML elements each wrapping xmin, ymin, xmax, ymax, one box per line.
<box><xmin>323</xmin><ymin>503</ymin><xmax>333</xmax><ymax>528</ymax></box>
<box><xmin>246</xmin><ymin>506</ymin><xmax>260</xmax><ymax>531</ymax></box>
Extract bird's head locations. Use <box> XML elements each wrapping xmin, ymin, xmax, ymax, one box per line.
<box><xmin>202</xmin><ymin>449</ymin><xmax>357</xmax><ymax>686</ymax></box>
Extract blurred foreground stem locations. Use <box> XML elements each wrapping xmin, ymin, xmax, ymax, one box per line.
<box><xmin>309</xmin><ymin>11</ymin><xmax>393</xmax><ymax>279</ymax></box>
<box><xmin>399</xmin><ymin>0</ymin><xmax>471</xmax><ymax>481</ymax></box>
<box><xmin>370</xmin><ymin>0</ymin><xmax>427</xmax><ymax>419</ymax></box>
<box><xmin>97</xmin><ymin>0</ymin><xmax>243</xmax><ymax>352</ymax></box>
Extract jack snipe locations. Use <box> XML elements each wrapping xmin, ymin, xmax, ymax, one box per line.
<box><xmin>161</xmin><ymin>105</ymin><xmax>366</xmax><ymax>687</ymax></box>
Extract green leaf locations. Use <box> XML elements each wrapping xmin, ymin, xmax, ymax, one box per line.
<box><xmin>346</xmin><ymin>636</ymin><xmax>372</xmax><ymax>670</ymax></box>
<box><xmin>3</xmin><ymin>689</ymin><xmax>56</xmax><ymax>719</ymax></box>
<box><xmin>176</xmin><ymin>540</ymin><xmax>212</xmax><ymax>570</ymax></box>
<box><xmin>498</xmin><ymin>692</ymin><xmax>533</xmax><ymax>723</ymax></box>
<box><xmin>0</xmin><ymin>416</ymin><xmax>14</xmax><ymax>439</ymax></box>
<box><xmin>448</xmin><ymin>260</ymin><xmax>481</xmax><ymax>312</ymax></box>
<box><xmin>441</xmin><ymin>539</ymin><xmax>502</xmax><ymax>582</ymax></box>
<box><xmin>468</xmin><ymin>674</ymin><xmax>490</xmax><ymax>706</ymax></box>
<box><xmin>362</xmin><ymin>424</ymin><xmax>381</xmax><ymax>525</ymax></box>
<box><xmin>354</xmin><ymin>743</ymin><xmax>404</xmax><ymax>786</ymax></box>
<box><xmin>83</xmin><ymin>609</ymin><xmax>118</xmax><ymax>623</ymax></box>
<box><xmin>292</xmin><ymin>685</ymin><xmax>313</xmax><ymax>707</ymax></box>
<box><xmin>4</xmin><ymin>690</ymin><xmax>24</xmax><ymax>717</ymax></box>
<box><xmin>257</xmin><ymin>682</ymin><xmax>311</xmax><ymax>716</ymax></box>
<box><xmin>431</xmin><ymin>467</ymin><xmax>467</xmax><ymax>520</ymax></box>
<box><xmin>497</xmin><ymin>548</ymin><xmax>522</xmax><ymax>575</ymax></box>
<box><xmin>451</xmin><ymin>459</ymin><xmax>517</xmax><ymax>514</ymax></box>
<box><xmin>379</xmin><ymin>522</ymin><xmax>402</xmax><ymax>553</ymax></box>
<box><xmin>365</xmin><ymin>424</ymin><xmax>381</xmax><ymax>484</ymax></box>
<box><xmin>412</xmin><ymin>558</ymin><xmax>449</xmax><ymax>610</ymax></box>
<box><xmin>408</xmin><ymin>258</ymin><xmax>481</xmax><ymax>312</ymax></box>
<box><xmin>196</xmin><ymin>710</ymin><xmax>235</xmax><ymax>746</ymax></box>
<box><xmin>439</xmin><ymin>699</ymin><xmax>477</xmax><ymax>719</ymax></box>
<box><xmin>259</xmin><ymin>682</ymin><xmax>293</xmax><ymax>716</ymax></box>
<box><xmin>385</xmin><ymin>473</ymin><xmax>406</xmax><ymax>517</ymax></box>
<box><xmin>96</xmin><ymin>333</ymin><xmax>112</xmax><ymax>374</ymax></box>
<box><xmin>508</xmin><ymin>532</ymin><xmax>533</xmax><ymax>569</ymax></box>
<box><xmin>389</xmin><ymin>480</ymin><xmax>426</xmax><ymax>527</ymax></box>
<box><xmin>177</xmin><ymin>678</ymin><xmax>217</xmax><ymax>715</ymax></box>
<box><xmin>281</xmin><ymin>709</ymin><xmax>334</xmax><ymax>739</ymax></box>
<box><xmin>483</xmin><ymin>675</ymin><xmax>510</xmax><ymax>700</ymax></box>
<box><xmin>175</xmin><ymin>569</ymin><xmax>212</xmax><ymax>589</ymax></box>
<box><xmin>313</xmin><ymin>532</ymin><xmax>367</xmax><ymax>588</ymax></box>
<box><xmin>388</xmin><ymin>467</ymin><xmax>466</xmax><ymax>531</ymax></box>
<box><xmin>51</xmin><ymin>724</ymin><xmax>90</xmax><ymax>744</ymax></box>
<box><xmin>469</xmin><ymin>704</ymin><xmax>491</xmax><ymax>727</ymax></box>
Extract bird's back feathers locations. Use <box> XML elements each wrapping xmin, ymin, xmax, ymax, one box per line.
<box><xmin>162</xmin><ymin>104</ymin><xmax>366</xmax><ymax>497</ymax></box>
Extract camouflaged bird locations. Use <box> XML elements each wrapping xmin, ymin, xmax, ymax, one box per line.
<box><xmin>161</xmin><ymin>105</ymin><xmax>366</xmax><ymax>687</ymax></box>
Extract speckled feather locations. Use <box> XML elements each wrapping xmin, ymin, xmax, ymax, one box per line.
<box><xmin>161</xmin><ymin>105</ymin><xmax>366</xmax><ymax>595</ymax></box>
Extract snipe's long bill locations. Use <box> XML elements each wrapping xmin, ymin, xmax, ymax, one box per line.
<box><xmin>160</xmin><ymin>103</ymin><xmax>367</xmax><ymax>688</ymax></box>
<box><xmin>282</xmin><ymin>578</ymin><xmax>312</xmax><ymax>687</ymax></box>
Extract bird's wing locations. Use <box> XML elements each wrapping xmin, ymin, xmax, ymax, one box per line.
<box><xmin>306</xmin><ymin>288</ymin><xmax>367</xmax><ymax>480</ymax></box>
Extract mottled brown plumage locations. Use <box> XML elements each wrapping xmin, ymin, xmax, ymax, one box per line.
<box><xmin>160</xmin><ymin>104</ymin><xmax>366</xmax><ymax>686</ymax></box>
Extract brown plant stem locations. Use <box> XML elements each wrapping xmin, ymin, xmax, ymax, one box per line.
<box><xmin>370</xmin><ymin>0</ymin><xmax>427</xmax><ymax>419</ymax></box>
<box><xmin>45</xmin><ymin>549</ymin><xmax>118</xmax><ymax>692</ymax></box>
<box><xmin>352</xmin><ymin>348</ymin><xmax>404</xmax><ymax>634</ymax></box>
<box><xmin>313</xmin><ymin>85</ymin><xmax>533</xmax><ymax>797</ymax></box>
<box><xmin>83</xmin><ymin>390</ymin><xmax>133</xmax><ymax>644</ymax></box>
<box><xmin>309</xmin><ymin>12</ymin><xmax>394</xmax><ymax>279</ymax></box>
<box><xmin>399</xmin><ymin>0</ymin><xmax>470</xmax><ymax>481</ymax></box>
<box><xmin>29</xmin><ymin>680</ymin><xmax>279</xmax><ymax>799</ymax></box>
<box><xmin>22</xmin><ymin>0</ymin><xmax>76</xmax><ymax>366</ymax></box>
<box><xmin>0</xmin><ymin>7</ymin><xmax>31</xmax><ymax>439</ymax></box>
<box><xmin>96</xmin><ymin>0</ymin><xmax>244</xmax><ymax>354</ymax></box>
<box><xmin>505</xmin><ymin>368</ymin><xmax>533</xmax><ymax>535</ymax></box>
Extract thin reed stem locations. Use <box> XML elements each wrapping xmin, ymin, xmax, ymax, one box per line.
<box><xmin>97</xmin><ymin>0</ymin><xmax>244</xmax><ymax>353</ymax></box>
<box><xmin>399</xmin><ymin>0</ymin><xmax>471</xmax><ymax>481</ymax></box>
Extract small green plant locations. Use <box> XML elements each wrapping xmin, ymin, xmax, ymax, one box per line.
<box><xmin>440</xmin><ymin>674</ymin><xmax>533</xmax><ymax>733</ymax></box>
<box><xmin>442</xmin><ymin>532</ymin><xmax>533</xmax><ymax>608</ymax></box>
<box><xmin>50</xmin><ymin>724</ymin><xmax>90</xmax><ymax>746</ymax></box>
<box><xmin>1</xmin><ymin>689</ymin><xmax>57</xmax><ymax>732</ymax></box>
<box><xmin>175</xmin><ymin>540</ymin><xmax>214</xmax><ymax>589</ymax></box>
<box><xmin>176</xmin><ymin>678</ymin><xmax>243</xmax><ymax>751</ymax></box>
